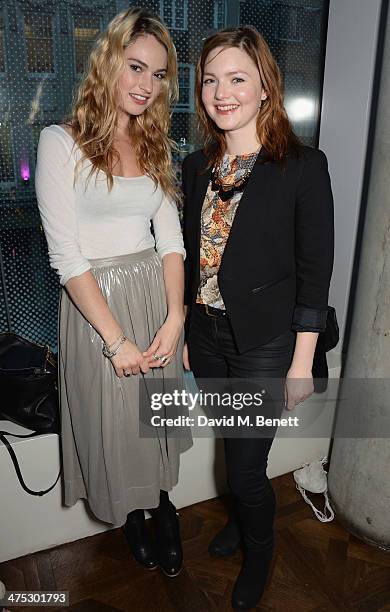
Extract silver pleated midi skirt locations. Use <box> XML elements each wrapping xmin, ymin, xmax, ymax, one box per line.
<box><xmin>58</xmin><ymin>248</ymin><xmax>193</xmax><ymax>526</ymax></box>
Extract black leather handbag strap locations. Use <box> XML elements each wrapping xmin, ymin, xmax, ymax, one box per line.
<box><xmin>0</xmin><ymin>430</ymin><xmax>62</xmax><ymax>496</ymax></box>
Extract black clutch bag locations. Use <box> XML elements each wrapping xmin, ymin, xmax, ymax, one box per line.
<box><xmin>312</xmin><ymin>306</ymin><xmax>340</xmax><ymax>392</ymax></box>
<box><xmin>0</xmin><ymin>332</ymin><xmax>61</xmax><ymax>496</ymax></box>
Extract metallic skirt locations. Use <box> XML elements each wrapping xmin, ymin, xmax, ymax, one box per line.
<box><xmin>58</xmin><ymin>248</ymin><xmax>192</xmax><ymax>526</ymax></box>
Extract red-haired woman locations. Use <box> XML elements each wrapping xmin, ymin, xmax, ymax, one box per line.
<box><xmin>182</xmin><ymin>27</ymin><xmax>334</xmax><ymax>609</ymax></box>
<box><xmin>35</xmin><ymin>8</ymin><xmax>192</xmax><ymax>577</ymax></box>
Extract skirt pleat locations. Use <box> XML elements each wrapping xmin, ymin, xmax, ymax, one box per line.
<box><xmin>58</xmin><ymin>248</ymin><xmax>192</xmax><ymax>526</ymax></box>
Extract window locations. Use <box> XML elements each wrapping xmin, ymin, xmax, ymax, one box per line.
<box><xmin>160</xmin><ymin>0</ymin><xmax>188</xmax><ymax>30</ymax></box>
<box><xmin>24</xmin><ymin>13</ymin><xmax>54</xmax><ymax>73</ymax></box>
<box><xmin>275</xmin><ymin>4</ymin><xmax>303</xmax><ymax>42</ymax></box>
<box><xmin>0</xmin><ymin>122</ymin><xmax>15</xmax><ymax>185</ymax></box>
<box><xmin>0</xmin><ymin>0</ymin><xmax>329</xmax><ymax>349</ymax></box>
<box><xmin>74</xmin><ymin>16</ymin><xmax>100</xmax><ymax>75</ymax></box>
<box><xmin>0</xmin><ymin>10</ymin><xmax>5</xmax><ymax>72</ymax></box>
<box><xmin>283</xmin><ymin>71</ymin><xmax>317</xmax><ymax>139</ymax></box>
<box><xmin>176</xmin><ymin>63</ymin><xmax>194</xmax><ymax>112</ymax></box>
<box><xmin>214</xmin><ymin>0</ymin><xmax>226</xmax><ymax>30</ymax></box>
<box><xmin>284</xmin><ymin>70</ymin><xmax>304</xmax><ymax>94</ymax></box>
<box><xmin>30</xmin><ymin>123</ymin><xmax>48</xmax><ymax>167</ymax></box>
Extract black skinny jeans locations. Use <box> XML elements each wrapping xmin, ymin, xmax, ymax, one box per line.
<box><xmin>187</xmin><ymin>305</ymin><xmax>295</xmax><ymax>522</ymax></box>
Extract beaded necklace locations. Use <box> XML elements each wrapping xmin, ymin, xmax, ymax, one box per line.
<box><xmin>210</xmin><ymin>147</ymin><xmax>261</xmax><ymax>202</ymax></box>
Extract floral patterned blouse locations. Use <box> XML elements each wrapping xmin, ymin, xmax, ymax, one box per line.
<box><xmin>196</xmin><ymin>149</ymin><xmax>260</xmax><ymax>309</ymax></box>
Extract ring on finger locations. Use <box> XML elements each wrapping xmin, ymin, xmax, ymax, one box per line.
<box><xmin>159</xmin><ymin>355</ymin><xmax>168</xmax><ymax>364</ymax></box>
<box><xmin>124</xmin><ymin>370</ymin><xmax>131</xmax><ymax>377</ymax></box>
<box><xmin>153</xmin><ymin>353</ymin><xmax>161</xmax><ymax>361</ymax></box>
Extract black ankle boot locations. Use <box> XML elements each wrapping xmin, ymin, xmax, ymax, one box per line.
<box><xmin>208</xmin><ymin>514</ymin><xmax>241</xmax><ymax>556</ymax></box>
<box><xmin>231</xmin><ymin>490</ymin><xmax>276</xmax><ymax>610</ymax></box>
<box><xmin>122</xmin><ymin>509</ymin><xmax>158</xmax><ymax>570</ymax></box>
<box><xmin>154</xmin><ymin>491</ymin><xmax>183</xmax><ymax>577</ymax></box>
<box><xmin>231</xmin><ymin>537</ymin><xmax>274</xmax><ymax>609</ymax></box>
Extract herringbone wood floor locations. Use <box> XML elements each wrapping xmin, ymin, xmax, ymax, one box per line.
<box><xmin>1</xmin><ymin>472</ymin><xmax>390</xmax><ymax>611</ymax></box>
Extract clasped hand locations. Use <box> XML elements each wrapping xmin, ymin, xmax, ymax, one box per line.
<box><xmin>110</xmin><ymin>314</ymin><xmax>184</xmax><ymax>377</ymax></box>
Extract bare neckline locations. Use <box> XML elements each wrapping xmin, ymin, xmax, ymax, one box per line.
<box><xmin>53</xmin><ymin>124</ymin><xmax>148</xmax><ymax>180</ymax></box>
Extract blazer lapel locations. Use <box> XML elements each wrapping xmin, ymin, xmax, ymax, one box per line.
<box><xmin>218</xmin><ymin>160</ymin><xmax>265</xmax><ymax>278</ymax></box>
<box><xmin>191</xmin><ymin>161</ymin><xmax>211</xmax><ymax>257</ymax></box>
<box><xmin>186</xmin><ymin>157</ymin><xmax>211</xmax><ymax>292</ymax></box>
<box><xmin>193</xmin><ymin>163</ymin><xmax>212</xmax><ymax>222</ymax></box>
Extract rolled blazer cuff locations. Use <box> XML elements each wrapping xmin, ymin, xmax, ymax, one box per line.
<box><xmin>292</xmin><ymin>305</ymin><xmax>328</xmax><ymax>332</ymax></box>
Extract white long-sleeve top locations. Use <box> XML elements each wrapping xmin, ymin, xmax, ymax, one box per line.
<box><xmin>35</xmin><ymin>124</ymin><xmax>185</xmax><ymax>285</ymax></box>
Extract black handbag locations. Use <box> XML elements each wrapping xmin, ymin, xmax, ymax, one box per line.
<box><xmin>0</xmin><ymin>332</ymin><xmax>62</xmax><ymax>496</ymax></box>
<box><xmin>312</xmin><ymin>306</ymin><xmax>340</xmax><ymax>392</ymax></box>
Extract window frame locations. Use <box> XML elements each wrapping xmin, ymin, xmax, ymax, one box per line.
<box><xmin>0</xmin><ymin>122</ymin><xmax>17</xmax><ymax>189</ymax></box>
<box><xmin>72</xmin><ymin>13</ymin><xmax>102</xmax><ymax>78</ymax></box>
<box><xmin>175</xmin><ymin>62</ymin><xmax>195</xmax><ymax>113</ymax></box>
<box><xmin>0</xmin><ymin>7</ymin><xmax>7</xmax><ymax>75</ymax></box>
<box><xmin>213</xmin><ymin>0</ymin><xmax>227</xmax><ymax>31</ymax></box>
<box><xmin>274</xmin><ymin>3</ymin><xmax>304</xmax><ymax>43</ymax></box>
<box><xmin>20</xmin><ymin>8</ymin><xmax>57</xmax><ymax>79</ymax></box>
<box><xmin>159</xmin><ymin>0</ymin><xmax>188</xmax><ymax>31</ymax></box>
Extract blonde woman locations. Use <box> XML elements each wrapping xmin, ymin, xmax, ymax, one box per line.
<box><xmin>35</xmin><ymin>8</ymin><xmax>192</xmax><ymax>577</ymax></box>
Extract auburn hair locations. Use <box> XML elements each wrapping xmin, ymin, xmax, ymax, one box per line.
<box><xmin>66</xmin><ymin>7</ymin><xmax>179</xmax><ymax>201</ymax></box>
<box><xmin>195</xmin><ymin>26</ymin><xmax>301</xmax><ymax>167</ymax></box>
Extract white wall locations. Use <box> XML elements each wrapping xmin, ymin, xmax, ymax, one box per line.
<box><xmin>319</xmin><ymin>0</ymin><xmax>383</xmax><ymax>345</ymax></box>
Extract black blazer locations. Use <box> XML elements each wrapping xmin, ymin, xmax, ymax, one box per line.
<box><xmin>182</xmin><ymin>145</ymin><xmax>334</xmax><ymax>353</ymax></box>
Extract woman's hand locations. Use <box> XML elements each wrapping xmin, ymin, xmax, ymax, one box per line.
<box><xmin>110</xmin><ymin>339</ymin><xmax>150</xmax><ymax>377</ymax></box>
<box><xmin>143</xmin><ymin>313</ymin><xmax>184</xmax><ymax>368</ymax></box>
<box><xmin>183</xmin><ymin>342</ymin><xmax>191</xmax><ymax>371</ymax></box>
<box><xmin>284</xmin><ymin>367</ymin><xmax>314</xmax><ymax>410</ymax></box>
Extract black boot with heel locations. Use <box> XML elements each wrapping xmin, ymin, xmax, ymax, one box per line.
<box><xmin>208</xmin><ymin>513</ymin><xmax>241</xmax><ymax>556</ymax></box>
<box><xmin>153</xmin><ymin>490</ymin><xmax>183</xmax><ymax>577</ymax></box>
<box><xmin>232</xmin><ymin>490</ymin><xmax>276</xmax><ymax>610</ymax></box>
<box><xmin>122</xmin><ymin>509</ymin><xmax>159</xmax><ymax>570</ymax></box>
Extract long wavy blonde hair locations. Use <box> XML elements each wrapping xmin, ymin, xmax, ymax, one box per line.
<box><xmin>195</xmin><ymin>26</ymin><xmax>300</xmax><ymax>168</ymax></box>
<box><xmin>66</xmin><ymin>7</ymin><xmax>179</xmax><ymax>200</ymax></box>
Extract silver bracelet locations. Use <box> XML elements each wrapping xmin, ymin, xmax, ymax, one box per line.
<box><xmin>106</xmin><ymin>331</ymin><xmax>125</xmax><ymax>351</ymax></box>
<box><xmin>102</xmin><ymin>334</ymin><xmax>127</xmax><ymax>359</ymax></box>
